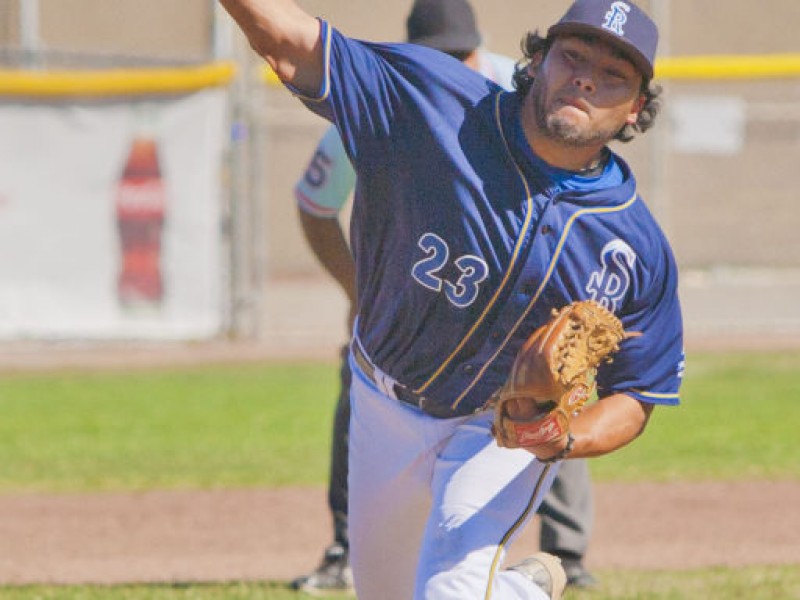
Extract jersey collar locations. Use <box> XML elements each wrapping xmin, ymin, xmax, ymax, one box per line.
<box><xmin>497</xmin><ymin>91</ymin><xmax>638</xmax><ymax>207</ymax></box>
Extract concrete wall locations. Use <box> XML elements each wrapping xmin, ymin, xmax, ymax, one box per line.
<box><xmin>0</xmin><ymin>0</ymin><xmax>212</xmax><ymax>63</ymax></box>
<box><xmin>6</xmin><ymin>1</ymin><xmax>795</xmax><ymax>58</ymax></box>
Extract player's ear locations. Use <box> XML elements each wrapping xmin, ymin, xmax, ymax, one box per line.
<box><xmin>625</xmin><ymin>92</ymin><xmax>646</xmax><ymax>125</ymax></box>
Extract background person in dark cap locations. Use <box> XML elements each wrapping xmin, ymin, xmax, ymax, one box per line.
<box><xmin>220</xmin><ymin>0</ymin><xmax>681</xmax><ymax>597</ymax></box>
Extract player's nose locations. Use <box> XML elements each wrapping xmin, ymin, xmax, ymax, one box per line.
<box><xmin>570</xmin><ymin>60</ymin><xmax>597</xmax><ymax>93</ymax></box>
<box><xmin>572</xmin><ymin>74</ymin><xmax>595</xmax><ymax>93</ymax></box>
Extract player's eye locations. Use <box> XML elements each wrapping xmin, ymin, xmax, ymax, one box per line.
<box><xmin>605</xmin><ymin>68</ymin><xmax>627</xmax><ymax>81</ymax></box>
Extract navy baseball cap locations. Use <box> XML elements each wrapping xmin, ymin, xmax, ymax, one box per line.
<box><xmin>547</xmin><ymin>0</ymin><xmax>658</xmax><ymax>79</ymax></box>
<box><xmin>406</xmin><ymin>0</ymin><xmax>482</xmax><ymax>54</ymax></box>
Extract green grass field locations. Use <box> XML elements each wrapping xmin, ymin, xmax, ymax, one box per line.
<box><xmin>0</xmin><ymin>363</ymin><xmax>338</xmax><ymax>492</ymax></box>
<box><xmin>2</xmin><ymin>566</ymin><xmax>799</xmax><ymax>599</ymax></box>
<box><xmin>1</xmin><ymin>351</ymin><xmax>797</xmax><ymax>492</ymax></box>
<box><xmin>0</xmin><ymin>350</ymin><xmax>798</xmax><ymax>598</ymax></box>
<box><xmin>591</xmin><ymin>350</ymin><xmax>800</xmax><ymax>481</ymax></box>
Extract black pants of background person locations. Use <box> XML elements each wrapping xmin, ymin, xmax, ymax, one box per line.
<box><xmin>291</xmin><ymin>346</ymin><xmax>597</xmax><ymax>592</ymax></box>
<box><xmin>327</xmin><ymin>346</ymin><xmax>352</xmax><ymax>553</ymax></box>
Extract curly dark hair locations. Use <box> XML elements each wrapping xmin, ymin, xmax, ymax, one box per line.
<box><xmin>512</xmin><ymin>31</ymin><xmax>661</xmax><ymax>143</ymax></box>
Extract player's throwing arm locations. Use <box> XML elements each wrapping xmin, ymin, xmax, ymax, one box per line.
<box><xmin>218</xmin><ymin>0</ymin><xmax>322</xmax><ymax>92</ymax></box>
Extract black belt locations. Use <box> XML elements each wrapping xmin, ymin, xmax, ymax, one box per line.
<box><xmin>351</xmin><ymin>341</ymin><xmax>456</xmax><ymax>419</ymax></box>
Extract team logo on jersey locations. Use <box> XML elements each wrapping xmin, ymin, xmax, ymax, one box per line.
<box><xmin>586</xmin><ymin>239</ymin><xmax>637</xmax><ymax>312</ymax></box>
<box><xmin>603</xmin><ymin>1</ymin><xmax>631</xmax><ymax>36</ymax></box>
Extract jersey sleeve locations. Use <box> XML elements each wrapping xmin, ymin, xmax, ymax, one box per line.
<box><xmin>294</xmin><ymin>125</ymin><xmax>355</xmax><ymax>218</ymax></box>
<box><xmin>596</xmin><ymin>238</ymin><xmax>685</xmax><ymax>406</ymax></box>
<box><xmin>287</xmin><ymin>21</ymin><xmax>500</xmax><ymax>166</ymax></box>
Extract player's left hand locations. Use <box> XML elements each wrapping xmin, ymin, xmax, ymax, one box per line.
<box><xmin>490</xmin><ymin>300</ymin><xmax>633</xmax><ymax>460</ymax></box>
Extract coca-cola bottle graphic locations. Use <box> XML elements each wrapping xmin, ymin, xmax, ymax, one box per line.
<box><xmin>115</xmin><ymin>109</ymin><xmax>166</xmax><ymax>310</ymax></box>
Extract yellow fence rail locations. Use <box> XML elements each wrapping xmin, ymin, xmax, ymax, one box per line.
<box><xmin>0</xmin><ymin>61</ymin><xmax>236</xmax><ymax>97</ymax></box>
<box><xmin>261</xmin><ymin>53</ymin><xmax>800</xmax><ymax>84</ymax></box>
<box><xmin>0</xmin><ymin>53</ymin><xmax>796</xmax><ymax>98</ymax></box>
<box><xmin>656</xmin><ymin>53</ymin><xmax>800</xmax><ymax>80</ymax></box>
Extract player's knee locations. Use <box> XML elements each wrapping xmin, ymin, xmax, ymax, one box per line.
<box><xmin>417</xmin><ymin>570</ymin><xmax>479</xmax><ymax>600</ymax></box>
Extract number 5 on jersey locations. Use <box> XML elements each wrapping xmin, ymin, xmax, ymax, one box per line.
<box><xmin>411</xmin><ymin>232</ymin><xmax>489</xmax><ymax>308</ymax></box>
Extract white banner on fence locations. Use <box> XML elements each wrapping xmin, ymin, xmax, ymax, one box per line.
<box><xmin>0</xmin><ymin>91</ymin><xmax>228</xmax><ymax>339</ymax></box>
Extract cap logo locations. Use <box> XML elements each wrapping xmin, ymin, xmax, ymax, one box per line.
<box><xmin>603</xmin><ymin>1</ymin><xmax>631</xmax><ymax>36</ymax></box>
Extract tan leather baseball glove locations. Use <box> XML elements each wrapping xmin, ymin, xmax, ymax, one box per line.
<box><xmin>491</xmin><ymin>300</ymin><xmax>632</xmax><ymax>458</ymax></box>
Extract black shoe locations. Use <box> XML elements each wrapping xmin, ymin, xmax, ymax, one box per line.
<box><xmin>290</xmin><ymin>543</ymin><xmax>354</xmax><ymax>595</ymax></box>
<box><xmin>562</xmin><ymin>558</ymin><xmax>598</xmax><ymax>588</ymax></box>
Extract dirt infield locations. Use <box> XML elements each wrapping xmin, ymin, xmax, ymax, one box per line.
<box><xmin>1</xmin><ymin>481</ymin><xmax>799</xmax><ymax>585</ymax></box>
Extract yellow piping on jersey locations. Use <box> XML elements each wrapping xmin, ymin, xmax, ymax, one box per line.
<box><xmin>635</xmin><ymin>390</ymin><xmax>680</xmax><ymax>400</ymax></box>
<box><xmin>451</xmin><ymin>194</ymin><xmax>638</xmax><ymax>410</ymax></box>
<box><xmin>291</xmin><ymin>19</ymin><xmax>332</xmax><ymax>104</ymax></box>
<box><xmin>483</xmin><ymin>464</ymin><xmax>553</xmax><ymax>600</ymax></box>
<box><xmin>415</xmin><ymin>91</ymin><xmax>536</xmax><ymax>395</ymax></box>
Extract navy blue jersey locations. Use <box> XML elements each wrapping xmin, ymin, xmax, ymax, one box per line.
<box><xmin>292</xmin><ymin>22</ymin><xmax>683</xmax><ymax>416</ymax></box>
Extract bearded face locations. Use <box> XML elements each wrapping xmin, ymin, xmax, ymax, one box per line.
<box><xmin>526</xmin><ymin>36</ymin><xmax>644</xmax><ymax>148</ymax></box>
<box><xmin>528</xmin><ymin>74</ymin><xmax>623</xmax><ymax>147</ymax></box>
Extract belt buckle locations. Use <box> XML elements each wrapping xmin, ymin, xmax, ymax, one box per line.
<box><xmin>393</xmin><ymin>384</ymin><xmax>421</xmax><ymax>409</ymax></box>
<box><xmin>395</xmin><ymin>385</ymin><xmax>456</xmax><ymax>419</ymax></box>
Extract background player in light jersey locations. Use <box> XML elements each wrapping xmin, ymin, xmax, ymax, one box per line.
<box><xmin>292</xmin><ymin>0</ymin><xmax>598</xmax><ymax>592</ymax></box>
<box><xmin>220</xmin><ymin>0</ymin><xmax>683</xmax><ymax>598</ymax></box>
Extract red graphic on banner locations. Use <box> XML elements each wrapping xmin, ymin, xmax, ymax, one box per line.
<box><xmin>115</xmin><ymin>131</ymin><xmax>166</xmax><ymax>309</ymax></box>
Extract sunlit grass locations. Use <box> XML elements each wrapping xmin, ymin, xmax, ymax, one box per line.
<box><xmin>1</xmin><ymin>565</ymin><xmax>797</xmax><ymax>599</ymax></box>
<box><xmin>592</xmin><ymin>351</ymin><xmax>800</xmax><ymax>481</ymax></box>
<box><xmin>0</xmin><ymin>351</ymin><xmax>798</xmax><ymax>492</ymax></box>
<box><xmin>0</xmin><ymin>363</ymin><xmax>337</xmax><ymax>492</ymax></box>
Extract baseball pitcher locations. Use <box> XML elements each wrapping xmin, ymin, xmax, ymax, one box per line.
<box><xmin>219</xmin><ymin>1</ymin><xmax>684</xmax><ymax>599</ymax></box>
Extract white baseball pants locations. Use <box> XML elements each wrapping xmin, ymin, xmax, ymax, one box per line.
<box><xmin>348</xmin><ymin>355</ymin><xmax>560</xmax><ymax>600</ymax></box>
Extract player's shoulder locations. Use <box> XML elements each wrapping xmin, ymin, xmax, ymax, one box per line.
<box><xmin>388</xmin><ymin>41</ymin><xmax>485</xmax><ymax>82</ymax></box>
<box><xmin>335</xmin><ymin>29</ymin><xmax>492</xmax><ymax>93</ymax></box>
<box><xmin>338</xmin><ymin>30</ymin><xmax>454</xmax><ymax>74</ymax></box>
